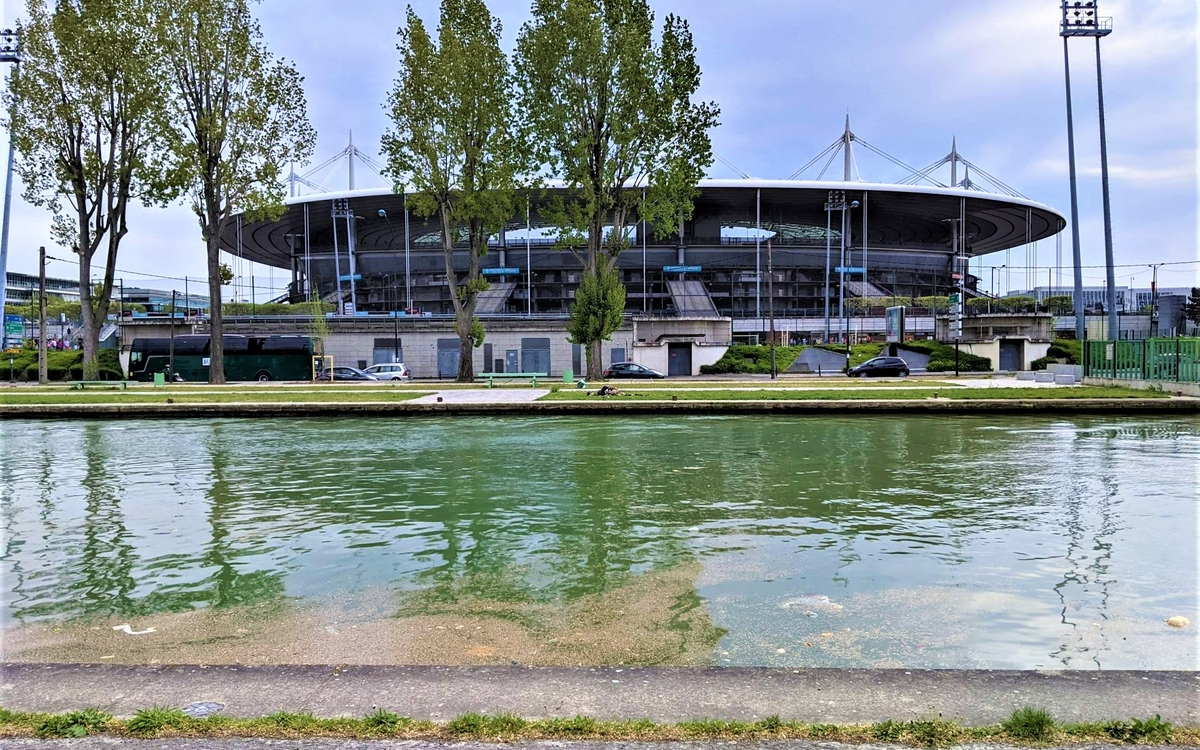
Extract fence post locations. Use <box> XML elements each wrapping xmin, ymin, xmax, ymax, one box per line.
<box><xmin>1177</xmin><ymin>336</ymin><xmax>1181</xmax><ymax>383</ymax></box>
<box><xmin>1113</xmin><ymin>340</ymin><xmax>1117</xmax><ymax>379</ymax></box>
<box><xmin>1142</xmin><ymin>338</ymin><xmax>1148</xmax><ymax>380</ymax></box>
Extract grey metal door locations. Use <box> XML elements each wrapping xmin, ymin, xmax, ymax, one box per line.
<box><xmin>611</xmin><ymin>347</ymin><xmax>626</xmax><ymax>365</ymax></box>
<box><xmin>999</xmin><ymin>340</ymin><xmax>1021</xmax><ymax>372</ymax></box>
<box><xmin>437</xmin><ymin>338</ymin><xmax>460</xmax><ymax>378</ymax></box>
<box><xmin>667</xmin><ymin>343</ymin><xmax>691</xmax><ymax>376</ymax></box>
<box><xmin>521</xmin><ymin>337</ymin><xmax>551</xmax><ymax>374</ymax></box>
<box><xmin>505</xmin><ymin>350</ymin><xmax>519</xmax><ymax>373</ymax></box>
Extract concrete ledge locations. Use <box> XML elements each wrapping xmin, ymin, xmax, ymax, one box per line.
<box><xmin>1085</xmin><ymin>377</ymin><xmax>1200</xmax><ymax>398</ymax></box>
<box><xmin>1</xmin><ymin>664</ymin><xmax>1197</xmax><ymax>725</ymax></box>
<box><xmin>1</xmin><ymin>398</ymin><xmax>1199</xmax><ymax>419</ymax></box>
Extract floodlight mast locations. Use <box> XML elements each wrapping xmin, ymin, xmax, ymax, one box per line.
<box><xmin>1060</xmin><ymin>1</ymin><xmax>1116</xmax><ymax>341</ymax></box>
<box><xmin>0</xmin><ymin>28</ymin><xmax>21</xmax><ymax>324</ymax></box>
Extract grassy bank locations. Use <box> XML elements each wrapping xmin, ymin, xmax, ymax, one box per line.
<box><xmin>542</xmin><ymin>386</ymin><xmax>1166</xmax><ymax>401</ymax></box>
<box><xmin>0</xmin><ymin>389</ymin><xmax>431</xmax><ymax>405</ymax></box>
<box><xmin>0</xmin><ymin>706</ymin><xmax>1191</xmax><ymax>746</ymax></box>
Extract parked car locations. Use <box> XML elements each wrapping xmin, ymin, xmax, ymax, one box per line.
<box><xmin>847</xmin><ymin>356</ymin><xmax>910</xmax><ymax>378</ymax></box>
<box><xmin>329</xmin><ymin>366</ymin><xmax>379</xmax><ymax>381</ymax></box>
<box><xmin>603</xmin><ymin>362</ymin><xmax>666</xmax><ymax>379</ymax></box>
<box><xmin>364</xmin><ymin>362</ymin><xmax>411</xmax><ymax>381</ymax></box>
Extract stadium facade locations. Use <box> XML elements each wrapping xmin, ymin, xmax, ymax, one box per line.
<box><xmin>222</xmin><ymin>179</ymin><xmax>1065</xmax><ymax>321</ymax></box>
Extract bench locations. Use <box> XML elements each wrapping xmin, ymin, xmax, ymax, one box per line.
<box><xmin>71</xmin><ymin>380</ymin><xmax>127</xmax><ymax>390</ymax></box>
<box><xmin>479</xmin><ymin>372</ymin><xmax>549</xmax><ymax>388</ymax></box>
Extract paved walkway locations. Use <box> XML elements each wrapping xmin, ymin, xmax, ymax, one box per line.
<box><xmin>1</xmin><ymin>665</ymin><xmax>1196</xmax><ymax>725</ymax></box>
<box><xmin>409</xmin><ymin>389</ymin><xmax>550</xmax><ymax>404</ymax></box>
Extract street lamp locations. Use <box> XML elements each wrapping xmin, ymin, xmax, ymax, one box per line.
<box><xmin>0</xmin><ymin>28</ymin><xmax>22</xmax><ymax>320</ymax></box>
<box><xmin>990</xmin><ymin>265</ymin><xmax>1006</xmax><ymax>313</ymax></box>
<box><xmin>378</xmin><ymin>209</ymin><xmax>402</xmax><ymax>362</ymax></box>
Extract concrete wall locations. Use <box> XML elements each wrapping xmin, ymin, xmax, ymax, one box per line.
<box><xmin>958</xmin><ymin>339</ymin><xmax>1051</xmax><ymax>372</ymax></box>
<box><xmin>1085</xmin><ymin>377</ymin><xmax>1200</xmax><ymax>397</ymax></box>
<box><xmin>630</xmin><ymin>341</ymin><xmax>729</xmax><ymax>376</ymax></box>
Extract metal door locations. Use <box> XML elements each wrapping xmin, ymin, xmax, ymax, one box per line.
<box><xmin>437</xmin><ymin>338</ymin><xmax>460</xmax><ymax>378</ymax></box>
<box><xmin>505</xmin><ymin>350</ymin><xmax>519</xmax><ymax>373</ymax></box>
<box><xmin>611</xmin><ymin>347</ymin><xmax>626</xmax><ymax>365</ymax></box>
<box><xmin>999</xmin><ymin>339</ymin><xmax>1022</xmax><ymax>372</ymax></box>
<box><xmin>521</xmin><ymin>337</ymin><xmax>551</xmax><ymax>374</ymax></box>
<box><xmin>667</xmin><ymin>343</ymin><xmax>692</xmax><ymax>376</ymax></box>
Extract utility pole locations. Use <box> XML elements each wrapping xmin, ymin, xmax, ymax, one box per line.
<box><xmin>168</xmin><ymin>289</ymin><xmax>176</xmax><ymax>380</ymax></box>
<box><xmin>37</xmin><ymin>246</ymin><xmax>47</xmax><ymax>384</ymax></box>
<box><xmin>768</xmin><ymin>238</ymin><xmax>776</xmax><ymax>379</ymax></box>
<box><xmin>0</xmin><ymin>29</ymin><xmax>22</xmax><ymax>319</ymax></box>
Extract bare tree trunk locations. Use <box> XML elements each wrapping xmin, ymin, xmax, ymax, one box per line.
<box><xmin>207</xmin><ymin>232</ymin><xmax>225</xmax><ymax>384</ymax></box>
<box><xmin>585</xmin><ymin>219</ymin><xmax>605</xmax><ymax>380</ymax></box>
<box><xmin>78</xmin><ymin>254</ymin><xmax>97</xmax><ymax>380</ymax></box>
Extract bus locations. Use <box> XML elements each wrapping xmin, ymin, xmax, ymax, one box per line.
<box><xmin>128</xmin><ymin>335</ymin><xmax>317</xmax><ymax>382</ymax></box>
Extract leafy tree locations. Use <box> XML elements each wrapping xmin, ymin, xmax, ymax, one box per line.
<box><xmin>383</xmin><ymin>0</ymin><xmax>524</xmax><ymax>381</ymax></box>
<box><xmin>515</xmin><ymin>0</ymin><xmax>719</xmax><ymax>379</ymax></box>
<box><xmin>6</xmin><ymin>0</ymin><xmax>175</xmax><ymax>378</ymax></box>
<box><xmin>1184</xmin><ymin>288</ymin><xmax>1200</xmax><ymax>328</ymax></box>
<box><xmin>157</xmin><ymin>0</ymin><xmax>315</xmax><ymax>383</ymax></box>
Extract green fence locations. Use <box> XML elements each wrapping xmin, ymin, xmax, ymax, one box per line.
<box><xmin>1084</xmin><ymin>338</ymin><xmax>1200</xmax><ymax>383</ymax></box>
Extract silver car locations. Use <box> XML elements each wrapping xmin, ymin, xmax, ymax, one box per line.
<box><xmin>364</xmin><ymin>362</ymin><xmax>411</xmax><ymax>381</ymax></box>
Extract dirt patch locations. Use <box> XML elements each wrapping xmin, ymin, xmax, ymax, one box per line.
<box><xmin>2</xmin><ymin>562</ymin><xmax>724</xmax><ymax>667</ymax></box>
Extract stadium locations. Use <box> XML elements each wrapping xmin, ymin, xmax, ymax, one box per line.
<box><xmin>220</xmin><ymin>126</ymin><xmax>1067</xmax><ymax>331</ymax></box>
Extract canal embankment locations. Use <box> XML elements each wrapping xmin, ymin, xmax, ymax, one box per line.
<box><xmin>2</xmin><ymin>664</ymin><xmax>1197</xmax><ymax>726</ymax></box>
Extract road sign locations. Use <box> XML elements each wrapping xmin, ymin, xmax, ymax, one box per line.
<box><xmin>835</xmin><ymin>266</ymin><xmax>866</xmax><ymax>274</ymax></box>
<box><xmin>951</xmin><ymin>273</ymin><xmax>963</xmax><ymax>281</ymax></box>
<box><xmin>5</xmin><ymin>314</ymin><xmax>22</xmax><ymax>323</ymax></box>
<box><xmin>663</xmin><ymin>265</ymin><xmax>701</xmax><ymax>273</ymax></box>
<box><xmin>338</xmin><ymin>274</ymin><xmax>362</xmax><ymax>282</ymax></box>
<box><xmin>4</xmin><ymin>323</ymin><xmax>22</xmax><ymax>335</ymax></box>
<box><xmin>482</xmin><ymin>267</ymin><xmax>520</xmax><ymax>275</ymax></box>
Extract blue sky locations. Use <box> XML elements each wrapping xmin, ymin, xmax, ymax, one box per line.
<box><xmin>1</xmin><ymin>0</ymin><xmax>1196</xmax><ymax>295</ymax></box>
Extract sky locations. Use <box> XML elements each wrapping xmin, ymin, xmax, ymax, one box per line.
<box><xmin>0</xmin><ymin>0</ymin><xmax>1196</xmax><ymax>298</ymax></box>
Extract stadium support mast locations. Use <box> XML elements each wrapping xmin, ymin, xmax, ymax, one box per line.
<box><xmin>1061</xmin><ymin>0</ymin><xmax>1115</xmax><ymax>341</ymax></box>
<box><xmin>0</xmin><ymin>29</ymin><xmax>21</xmax><ymax>322</ymax></box>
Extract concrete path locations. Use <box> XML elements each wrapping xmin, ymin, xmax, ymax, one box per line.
<box><xmin>0</xmin><ymin>740</ymin><xmax>1188</xmax><ymax>750</ymax></box>
<box><xmin>1</xmin><ymin>665</ymin><xmax>1196</xmax><ymax>725</ymax></box>
<box><xmin>409</xmin><ymin>389</ymin><xmax>550</xmax><ymax>404</ymax></box>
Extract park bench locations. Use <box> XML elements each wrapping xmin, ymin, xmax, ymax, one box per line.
<box><xmin>70</xmin><ymin>380</ymin><xmax>128</xmax><ymax>390</ymax></box>
<box><xmin>479</xmin><ymin>372</ymin><xmax>548</xmax><ymax>388</ymax></box>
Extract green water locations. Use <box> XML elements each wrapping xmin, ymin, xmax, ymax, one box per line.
<box><xmin>1</xmin><ymin>415</ymin><xmax>1196</xmax><ymax>669</ymax></box>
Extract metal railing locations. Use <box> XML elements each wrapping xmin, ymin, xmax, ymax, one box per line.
<box><xmin>1084</xmin><ymin>338</ymin><xmax>1200</xmax><ymax>383</ymax></box>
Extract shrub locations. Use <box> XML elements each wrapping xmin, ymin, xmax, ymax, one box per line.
<box><xmin>1003</xmin><ymin>707</ymin><xmax>1055</xmax><ymax>742</ymax></box>
<box><xmin>699</xmin><ymin>345</ymin><xmax>804</xmax><ymax>375</ymax></box>
<box><xmin>1030</xmin><ymin>356</ymin><xmax>1056</xmax><ymax>371</ymax></box>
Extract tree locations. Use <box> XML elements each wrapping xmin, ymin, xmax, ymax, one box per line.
<box><xmin>382</xmin><ymin>0</ymin><xmax>524</xmax><ymax>382</ymax></box>
<box><xmin>1184</xmin><ymin>288</ymin><xmax>1200</xmax><ymax>328</ymax></box>
<box><xmin>6</xmin><ymin>0</ymin><xmax>174</xmax><ymax>378</ymax></box>
<box><xmin>515</xmin><ymin>0</ymin><xmax>719</xmax><ymax>379</ymax></box>
<box><xmin>158</xmin><ymin>0</ymin><xmax>315</xmax><ymax>383</ymax></box>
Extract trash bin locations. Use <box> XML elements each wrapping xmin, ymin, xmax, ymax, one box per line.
<box><xmin>562</xmin><ymin>369</ymin><xmax>573</xmax><ymax>383</ymax></box>
<box><xmin>153</xmin><ymin>372</ymin><xmax>165</xmax><ymax>387</ymax></box>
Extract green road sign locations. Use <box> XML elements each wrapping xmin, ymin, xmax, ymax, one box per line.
<box><xmin>948</xmin><ymin>293</ymin><xmax>961</xmax><ymax>304</ymax></box>
<box><xmin>4</xmin><ymin>323</ymin><xmax>23</xmax><ymax>335</ymax></box>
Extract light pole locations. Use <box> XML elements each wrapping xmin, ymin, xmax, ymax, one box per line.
<box><xmin>837</xmin><ymin>198</ymin><xmax>859</xmax><ymax>346</ymax></box>
<box><xmin>0</xmin><ymin>29</ymin><xmax>22</xmax><ymax>319</ymax></box>
<box><xmin>1061</xmin><ymin>1</ymin><xmax>1115</xmax><ymax>341</ymax></box>
<box><xmin>823</xmin><ymin>191</ymin><xmax>848</xmax><ymax>343</ymax></box>
<box><xmin>378</xmin><ymin>209</ymin><xmax>402</xmax><ymax>361</ymax></box>
<box><xmin>990</xmin><ymin>265</ymin><xmax>1006</xmax><ymax>313</ymax></box>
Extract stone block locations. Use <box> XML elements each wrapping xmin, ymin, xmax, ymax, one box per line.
<box><xmin>1016</xmin><ymin>371</ymin><xmax>1036</xmax><ymax>381</ymax></box>
<box><xmin>1035</xmin><ymin>372</ymin><xmax>1055</xmax><ymax>383</ymax></box>
<box><xmin>1054</xmin><ymin>374</ymin><xmax>1076</xmax><ymax>385</ymax></box>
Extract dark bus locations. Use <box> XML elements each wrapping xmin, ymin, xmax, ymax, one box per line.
<box><xmin>128</xmin><ymin>335</ymin><xmax>316</xmax><ymax>382</ymax></box>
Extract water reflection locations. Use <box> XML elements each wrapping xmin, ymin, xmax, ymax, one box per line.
<box><xmin>1</xmin><ymin>415</ymin><xmax>1196</xmax><ymax>669</ymax></box>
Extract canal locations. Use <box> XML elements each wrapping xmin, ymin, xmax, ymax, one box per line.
<box><xmin>1</xmin><ymin>415</ymin><xmax>1196</xmax><ymax>669</ymax></box>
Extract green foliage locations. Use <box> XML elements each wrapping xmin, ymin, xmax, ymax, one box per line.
<box><xmin>1047</xmin><ymin>339</ymin><xmax>1082</xmax><ymax>364</ymax></box>
<box><xmin>901</xmin><ymin>340</ymin><xmax>991</xmax><ymax>372</ymax></box>
<box><xmin>363</xmin><ymin>709</ymin><xmax>412</xmax><ymax>734</ymax></box>
<box><xmin>1103</xmin><ymin>715</ymin><xmax>1173</xmax><ymax>744</ymax></box>
<box><xmin>126</xmin><ymin>706</ymin><xmax>189</xmax><ymax>737</ymax></box>
<box><xmin>223</xmin><ymin>302</ymin><xmax>332</xmax><ymax>316</ymax></box>
<box><xmin>264</xmin><ymin>712</ymin><xmax>320</xmax><ymax>731</ymax></box>
<box><xmin>383</xmin><ymin>0</ymin><xmax>524</xmax><ymax>380</ymax></box>
<box><xmin>871</xmin><ymin>719</ymin><xmax>904</xmax><ymax>742</ymax></box>
<box><xmin>36</xmin><ymin>708</ymin><xmax>111</xmax><ymax>738</ymax></box>
<box><xmin>1045</xmin><ymin>294</ymin><xmax>1074</xmax><ymax>314</ymax></box>
<box><xmin>1182</xmin><ymin>288</ymin><xmax>1200</xmax><ymax>326</ymax></box>
<box><xmin>515</xmin><ymin>0</ymin><xmax>719</xmax><ymax>376</ymax></box>
<box><xmin>536</xmin><ymin>716</ymin><xmax>598</xmax><ymax>735</ymax></box>
<box><xmin>699</xmin><ymin>345</ymin><xmax>804</xmax><ymax>374</ymax></box>
<box><xmin>7</xmin><ymin>0</ymin><xmax>172</xmax><ymax>376</ymax></box>
<box><xmin>219</xmin><ymin>262</ymin><xmax>235</xmax><ymax>285</ymax></box>
<box><xmin>756</xmin><ymin>715</ymin><xmax>783</xmax><ymax>732</ymax></box>
<box><xmin>676</xmin><ymin>718</ymin><xmax>754</xmax><ymax>737</ymax></box>
<box><xmin>967</xmin><ymin>295</ymin><xmax>1037</xmax><ymax>314</ymax></box>
<box><xmin>1030</xmin><ymin>356</ymin><xmax>1055</xmax><ymax>371</ymax></box>
<box><xmin>1003</xmin><ymin>707</ymin><xmax>1055</xmax><ymax>742</ymax></box>
<box><xmin>158</xmin><ymin>0</ymin><xmax>316</xmax><ymax>383</ymax></box>
<box><xmin>446</xmin><ymin>712</ymin><xmax>529</xmax><ymax>737</ymax></box>
<box><xmin>907</xmin><ymin>718</ymin><xmax>962</xmax><ymax>748</ymax></box>
<box><xmin>567</xmin><ymin>264</ymin><xmax>626</xmax><ymax>350</ymax></box>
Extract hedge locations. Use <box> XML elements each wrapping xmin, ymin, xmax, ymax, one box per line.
<box><xmin>700</xmin><ymin>345</ymin><xmax>805</xmax><ymax>375</ymax></box>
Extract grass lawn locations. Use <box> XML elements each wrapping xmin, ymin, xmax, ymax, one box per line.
<box><xmin>540</xmin><ymin>386</ymin><xmax>1166</xmax><ymax>401</ymax></box>
<box><xmin>0</xmin><ymin>389</ymin><xmax>431</xmax><ymax>405</ymax></box>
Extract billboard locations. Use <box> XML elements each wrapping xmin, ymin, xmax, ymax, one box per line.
<box><xmin>885</xmin><ymin>306</ymin><xmax>905</xmax><ymax>343</ymax></box>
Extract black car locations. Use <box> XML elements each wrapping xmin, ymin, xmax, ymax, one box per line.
<box><xmin>847</xmin><ymin>356</ymin><xmax>910</xmax><ymax>378</ymax></box>
<box><xmin>603</xmin><ymin>362</ymin><xmax>666</xmax><ymax>379</ymax></box>
<box><xmin>329</xmin><ymin>366</ymin><xmax>379</xmax><ymax>381</ymax></box>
